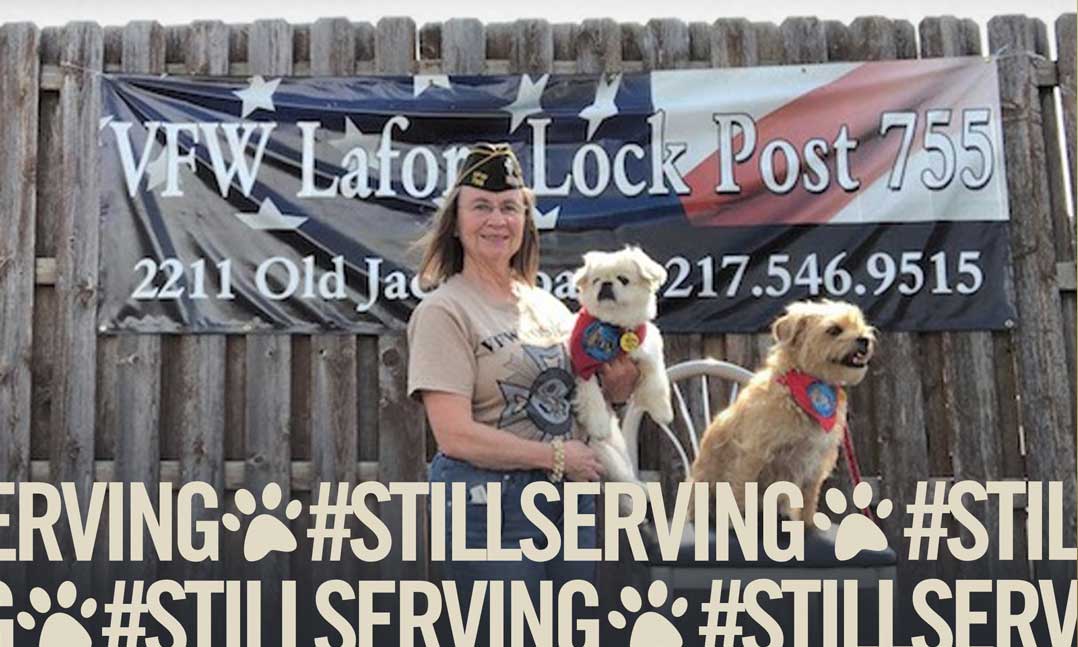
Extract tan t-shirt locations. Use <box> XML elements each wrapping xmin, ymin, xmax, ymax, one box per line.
<box><xmin>407</xmin><ymin>274</ymin><xmax>582</xmax><ymax>442</ymax></box>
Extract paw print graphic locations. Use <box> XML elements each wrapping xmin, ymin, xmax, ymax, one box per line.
<box><xmin>813</xmin><ymin>482</ymin><xmax>894</xmax><ymax>561</ymax></box>
<box><xmin>607</xmin><ymin>581</ymin><xmax>688</xmax><ymax>646</ymax></box>
<box><xmin>222</xmin><ymin>483</ymin><xmax>303</xmax><ymax>561</ymax></box>
<box><xmin>17</xmin><ymin>581</ymin><xmax>96</xmax><ymax>647</ymax></box>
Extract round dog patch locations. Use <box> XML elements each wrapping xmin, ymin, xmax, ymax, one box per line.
<box><xmin>582</xmin><ymin>320</ymin><xmax>620</xmax><ymax>363</ymax></box>
<box><xmin>807</xmin><ymin>381</ymin><xmax>838</xmax><ymax>418</ymax></box>
<box><xmin>619</xmin><ymin>331</ymin><xmax>640</xmax><ymax>353</ymax></box>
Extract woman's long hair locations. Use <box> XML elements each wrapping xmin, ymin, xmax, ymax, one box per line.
<box><xmin>415</xmin><ymin>185</ymin><xmax>540</xmax><ymax>289</ymax></box>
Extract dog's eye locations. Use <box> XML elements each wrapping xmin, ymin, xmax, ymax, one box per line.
<box><xmin>827</xmin><ymin>325</ymin><xmax>843</xmax><ymax>336</ymax></box>
<box><xmin>617</xmin><ymin>275</ymin><xmax>630</xmax><ymax>286</ymax></box>
<box><xmin>592</xmin><ymin>278</ymin><xmax>602</xmax><ymax>285</ymax></box>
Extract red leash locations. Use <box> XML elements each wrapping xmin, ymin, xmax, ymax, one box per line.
<box><xmin>841</xmin><ymin>420</ymin><xmax>876</xmax><ymax>521</ymax></box>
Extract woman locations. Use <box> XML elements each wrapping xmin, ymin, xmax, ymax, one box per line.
<box><xmin>406</xmin><ymin>143</ymin><xmax>637</xmax><ymax>642</ymax></box>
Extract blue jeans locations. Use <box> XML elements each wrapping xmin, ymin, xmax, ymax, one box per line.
<box><xmin>428</xmin><ymin>452</ymin><xmax>597</xmax><ymax>646</ymax></box>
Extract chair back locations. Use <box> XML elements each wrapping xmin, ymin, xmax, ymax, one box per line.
<box><xmin>621</xmin><ymin>358</ymin><xmax>754</xmax><ymax>478</ymax></box>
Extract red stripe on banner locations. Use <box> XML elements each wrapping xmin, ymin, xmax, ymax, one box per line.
<box><xmin>679</xmin><ymin>58</ymin><xmax>992</xmax><ymax>226</ymax></box>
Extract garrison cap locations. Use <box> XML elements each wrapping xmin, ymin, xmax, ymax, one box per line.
<box><xmin>456</xmin><ymin>142</ymin><xmax>525</xmax><ymax>191</ymax></box>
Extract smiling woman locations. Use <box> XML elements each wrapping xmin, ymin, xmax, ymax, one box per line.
<box><xmin>405</xmin><ymin>142</ymin><xmax>640</xmax><ymax>646</ymax></box>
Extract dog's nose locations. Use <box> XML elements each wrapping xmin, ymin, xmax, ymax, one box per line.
<box><xmin>856</xmin><ymin>337</ymin><xmax>870</xmax><ymax>353</ymax></box>
<box><xmin>598</xmin><ymin>282</ymin><xmax>616</xmax><ymax>301</ymax></box>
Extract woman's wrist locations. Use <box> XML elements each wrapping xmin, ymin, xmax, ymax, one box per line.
<box><xmin>539</xmin><ymin>440</ymin><xmax>553</xmax><ymax>471</ymax></box>
<box><xmin>549</xmin><ymin>438</ymin><xmax>565</xmax><ymax>482</ymax></box>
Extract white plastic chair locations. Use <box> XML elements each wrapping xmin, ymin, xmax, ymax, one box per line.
<box><xmin>621</xmin><ymin>358</ymin><xmax>754</xmax><ymax>478</ymax></box>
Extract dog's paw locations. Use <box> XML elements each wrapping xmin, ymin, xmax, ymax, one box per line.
<box><xmin>637</xmin><ymin>394</ymin><xmax>673</xmax><ymax>425</ymax></box>
<box><xmin>580</xmin><ymin>407</ymin><xmax>613</xmax><ymax>441</ymax></box>
<box><xmin>588</xmin><ymin>417</ymin><xmax>612</xmax><ymax>441</ymax></box>
<box><xmin>650</xmin><ymin>399</ymin><xmax>675</xmax><ymax>425</ymax></box>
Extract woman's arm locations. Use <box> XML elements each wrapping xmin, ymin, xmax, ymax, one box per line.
<box><xmin>422</xmin><ymin>390</ymin><xmax>604</xmax><ymax>480</ymax></box>
<box><xmin>598</xmin><ymin>355</ymin><xmax>640</xmax><ymax>404</ymax></box>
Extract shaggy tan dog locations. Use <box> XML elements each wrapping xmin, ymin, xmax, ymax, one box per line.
<box><xmin>690</xmin><ymin>300</ymin><xmax>875</xmax><ymax>528</ymax></box>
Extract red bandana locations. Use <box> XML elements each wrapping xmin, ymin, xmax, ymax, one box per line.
<box><xmin>778</xmin><ymin>370</ymin><xmax>873</xmax><ymax>520</ymax></box>
<box><xmin>775</xmin><ymin>370</ymin><xmax>845</xmax><ymax>432</ymax></box>
<box><xmin>569</xmin><ymin>309</ymin><xmax>647</xmax><ymax>379</ymax></box>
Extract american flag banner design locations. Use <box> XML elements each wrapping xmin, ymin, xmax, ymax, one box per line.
<box><xmin>97</xmin><ymin>57</ymin><xmax>1014</xmax><ymax>333</ymax></box>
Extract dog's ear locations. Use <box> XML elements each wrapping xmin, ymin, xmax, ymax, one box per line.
<box><xmin>573</xmin><ymin>252</ymin><xmax>599</xmax><ymax>292</ymax></box>
<box><xmin>771</xmin><ymin>310</ymin><xmax>807</xmax><ymax>346</ymax></box>
<box><xmin>629</xmin><ymin>246</ymin><xmax>667</xmax><ymax>290</ymax></box>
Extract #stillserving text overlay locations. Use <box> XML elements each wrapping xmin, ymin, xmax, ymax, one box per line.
<box><xmin>0</xmin><ymin>480</ymin><xmax>1074</xmax><ymax>647</ymax></box>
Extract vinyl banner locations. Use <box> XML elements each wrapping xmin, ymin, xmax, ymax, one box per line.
<box><xmin>98</xmin><ymin>56</ymin><xmax>1014</xmax><ymax>333</ymax></box>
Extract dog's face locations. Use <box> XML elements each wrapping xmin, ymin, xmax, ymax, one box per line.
<box><xmin>573</xmin><ymin>247</ymin><xmax>667</xmax><ymax>327</ymax></box>
<box><xmin>770</xmin><ymin>300</ymin><xmax>876</xmax><ymax>385</ymax></box>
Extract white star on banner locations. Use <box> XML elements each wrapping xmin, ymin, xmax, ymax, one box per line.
<box><xmin>504</xmin><ymin>74</ymin><xmax>549</xmax><ymax>134</ymax></box>
<box><xmin>579</xmin><ymin>73</ymin><xmax>621</xmax><ymax>140</ymax></box>
<box><xmin>533</xmin><ymin>205</ymin><xmax>560</xmax><ymax>230</ymax></box>
<box><xmin>233</xmin><ymin>76</ymin><xmax>281</xmax><ymax>119</ymax></box>
<box><xmin>235</xmin><ymin>197</ymin><xmax>307</xmax><ymax>231</ymax></box>
<box><xmin>413</xmin><ymin>74</ymin><xmax>451</xmax><ymax>96</ymax></box>
<box><xmin>329</xmin><ymin>117</ymin><xmax>384</xmax><ymax>169</ymax></box>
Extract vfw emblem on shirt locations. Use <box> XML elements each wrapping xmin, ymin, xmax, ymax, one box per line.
<box><xmin>497</xmin><ymin>344</ymin><xmax>574</xmax><ymax>439</ymax></box>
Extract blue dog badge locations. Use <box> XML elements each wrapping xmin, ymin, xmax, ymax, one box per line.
<box><xmin>582</xmin><ymin>320</ymin><xmax>620</xmax><ymax>363</ymax></box>
<box><xmin>807</xmin><ymin>381</ymin><xmax>838</xmax><ymax>418</ymax></box>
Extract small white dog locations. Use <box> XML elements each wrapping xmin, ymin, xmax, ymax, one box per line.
<box><xmin>569</xmin><ymin>246</ymin><xmax>675</xmax><ymax>486</ymax></box>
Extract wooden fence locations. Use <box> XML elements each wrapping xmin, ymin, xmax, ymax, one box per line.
<box><xmin>0</xmin><ymin>13</ymin><xmax>1075</xmax><ymax>608</ymax></box>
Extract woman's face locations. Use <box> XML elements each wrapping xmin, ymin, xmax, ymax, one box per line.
<box><xmin>455</xmin><ymin>185</ymin><xmax>528</xmax><ymax>270</ymax></box>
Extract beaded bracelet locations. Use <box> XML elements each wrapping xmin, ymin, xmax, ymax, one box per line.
<box><xmin>549</xmin><ymin>437</ymin><xmax>565</xmax><ymax>483</ymax></box>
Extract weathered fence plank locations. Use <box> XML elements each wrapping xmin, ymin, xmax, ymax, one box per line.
<box><xmin>642</xmin><ymin>18</ymin><xmax>689</xmax><ymax>71</ymax></box>
<box><xmin>374</xmin><ymin>17</ymin><xmax>427</xmax><ymax>583</ymax></box>
<box><xmin>703</xmin><ymin>17</ymin><xmax>758</xmax><ymax>467</ymax></box>
<box><xmin>510</xmin><ymin>19</ymin><xmax>552</xmax><ymax>75</ymax></box>
<box><xmin>100</xmin><ymin>20</ymin><xmax>166</xmax><ymax>587</ymax></box>
<box><xmin>222</xmin><ymin>30</ymin><xmax>247</xmax><ymax>557</ymax></box>
<box><xmin>48</xmin><ymin>21</ymin><xmax>103</xmax><ymax>591</ymax></box>
<box><xmin>165</xmin><ymin>20</ymin><xmax>228</xmax><ymax>588</ymax></box>
<box><xmin>305</xmin><ymin>18</ymin><xmax>362</xmax><ymax>599</ymax></box>
<box><xmin>377</xmin><ymin>335</ymin><xmax>426</xmax><ymax>580</ymax></box>
<box><xmin>918</xmin><ymin>16</ymin><xmax>1027</xmax><ymax>582</ymax></box>
<box><xmin>243</xmin><ymin>18</ymin><xmax>294</xmax><ymax>595</ymax></box>
<box><xmin>989</xmin><ymin>15</ymin><xmax>1078</xmax><ymax>580</ymax></box>
<box><xmin>781</xmin><ymin>16</ymin><xmax>827</xmax><ymax>63</ymax></box>
<box><xmin>357</xmin><ymin>335</ymin><xmax>380</xmax><ymax>463</ymax></box>
<box><xmin>575</xmin><ymin>19</ymin><xmax>621</xmax><ymax>86</ymax></box>
<box><xmin>376</xmin><ymin>16</ymin><xmax>416</xmax><ymax>74</ymax></box>
<box><xmin>711</xmin><ymin>18</ymin><xmax>755</xmax><ymax>68</ymax></box>
<box><xmin>311</xmin><ymin>16</ymin><xmax>356</xmax><ymax>75</ymax></box>
<box><xmin>30</xmin><ymin>29</ymin><xmax>60</xmax><ymax>474</ymax></box>
<box><xmin>0</xmin><ymin>21</ymin><xmax>39</xmax><ymax>596</ymax></box>
<box><xmin>1036</xmin><ymin>19</ymin><xmax>1077</xmax><ymax>414</ymax></box>
<box><xmin>832</xmin><ymin>18</ymin><xmax>936</xmax><ymax>623</ymax></box>
<box><xmin>442</xmin><ymin>18</ymin><xmax>484</xmax><ymax>74</ymax></box>
<box><xmin>817</xmin><ymin>19</ymin><xmax>862</xmax><ymax>519</ymax></box>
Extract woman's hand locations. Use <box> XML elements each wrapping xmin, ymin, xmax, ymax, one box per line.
<box><xmin>598</xmin><ymin>355</ymin><xmax>640</xmax><ymax>404</ymax></box>
<box><xmin>562</xmin><ymin>440</ymin><xmax>605</xmax><ymax>482</ymax></box>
